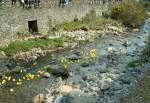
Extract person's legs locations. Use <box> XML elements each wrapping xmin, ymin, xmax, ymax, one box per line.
<box><xmin>38</xmin><ymin>0</ymin><xmax>40</xmax><ymax>7</ymax></box>
<box><xmin>59</xmin><ymin>0</ymin><xmax>62</xmax><ymax>7</ymax></box>
<box><xmin>34</xmin><ymin>0</ymin><xmax>37</xmax><ymax>8</ymax></box>
<box><xmin>14</xmin><ymin>0</ymin><xmax>16</xmax><ymax>5</ymax></box>
<box><xmin>28</xmin><ymin>0</ymin><xmax>32</xmax><ymax>8</ymax></box>
<box><xmin>11</xmin><ymin>0</ymin><xmax>13</xmax><ymax>6</ymax></box>
<box><xmin>62</xmin><ymin>0</ymin><xmax>66</xmax><ymax>7</ymax></box>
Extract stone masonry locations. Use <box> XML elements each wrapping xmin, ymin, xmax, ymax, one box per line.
<box><xmin>0</xmin><ymin>0</ymin><xmax>113</xmax><ymax>45</ymax></box>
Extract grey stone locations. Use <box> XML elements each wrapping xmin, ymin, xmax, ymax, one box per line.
<box><xmin>47</xmin><ymin>64</ymin><xmax>68</xmax><ymax>76</ymax></box>
<box><xmin>66</xmin><ymin>75</ymin><xmax>82</xmax><ymax>85</ymax></box>
<box><xmin>0</xmin><ymin>60</ymin><xmax>9</xmax><ymax>73</ymax></box>
<box><xmin>82</xmin><ymin>74</ymin><xmax>97</xmax><ymax>81</ymax></box>
<box><xmin>99</xmin><ymin>68</ymin><xmax>109</xmax><ymax>73</ymax></box>
<box><xmin>120</xmin><ymin>73</ymin><xmax>135</xmax><ymax>84</ymax></box>
<box><xmin>43</xmin><ymin>72</ymin><xmax>51</xmax><ymax>78</ymax></box>
<box><xmin>59</xmin><ymin>85</ymin><xmax>73</xmax><ymax>94</ymax></box>
<box><xmin>72</xmin><ymin>50</ymin><xmax>82</xmax><ymax>56</ymax></box>
<box><xmin>67</xmin><ymin>54</ymin><xmax>80</xmax><ymax>60</ymax></box>
<box><xmin>54</xmin><ymin>95</ymin><xmax>63</xmax><ymax>103</ymax></box>
<box><xmin>0</xmin><ymin>51</ymin><xmax>6</xmax><ymax>57</ymax></box>
<box><xmin>81</xmin><ymin>61</ymin><xmax>90</xmax><ymax>67</ymax></box>
<box><xmin>11</xmin><ymin>66</ymin><xmax>22</xmax><ymax>73</ymax></box>
<box><xmin>112</xmin><ymin>82</ymin><xmax>123</xmax><ymax>91</ymax></box>
<box><xmin>62</xmin><ymin>91</ymin><xmax>98</xmax><ymax>103</ymax></box>
<box><xmin>99</xmin><ymin>78</ymin><xmax>113</xmax><ymax>90</ymax></box>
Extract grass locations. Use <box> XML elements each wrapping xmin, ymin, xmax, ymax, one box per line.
<box><xmin>0</xmin><ymin>37</ymin><xmax>64</xmax><ymax>56</ymax></box>
<box><xmin>126</xmin><ymin>59</ymin><xmax>141</xmax><ymax>69</ymax></box>
<box><xmin>54</xmin><ymin>16</ymin><xmax>118</xmax><ymax>31</ymax></box>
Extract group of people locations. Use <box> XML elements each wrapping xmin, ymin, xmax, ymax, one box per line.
<box><xmin>59</xmin><ymin>0</ymin><xmax>69</xmax><ymax>7</ymax></box>
<box><xmin>0</xmin><ymin>0</ymin><xmax>68</xmax><ymax>8</ymax></box>
<box><xmin>11</xmin><ymin>0</ymin><xmax>40</xmax><ymax>8</ymax></box>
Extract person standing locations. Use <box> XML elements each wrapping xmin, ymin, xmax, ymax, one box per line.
<box><xmin>0</xmin><ymin>0</ymin><xmax>4</xmax><ymax>5</ymax></box>
<box><xmin>65</xmin><ymin>0</ymin><xmax>69</xmax><ymax>5</ymax></box>
<box><xmin>24</xmin><ymin>0</ymin><xmax>28</xmax><ymax>8</ymax></box>
<box><xmin>62</xmin><ymin>0</ymin><xmax>69</xmax><ymax>7</ymax></box>
<box><xmin>11</xmin><ymin>0</ymin><xmax>16</xmax><ymax>6</ymax></box>
<box><xmin>21</xmin><ymin>0</ymin><xmax>25</xmax><ymax>8</ymax></box>
<box><xmin>37</xmin><ymin>0</ymin><xmax>40</xmax><ymax>7</ymax></box>
<box><xmin>59</xmin><ymin>0</ymin><xmax>62</xmax><ymax>7</ymax></box>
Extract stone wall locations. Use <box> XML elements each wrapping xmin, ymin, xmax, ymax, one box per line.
<box><xmin>0</xmin><ymin>0</ymin><xmax>111</xmax><ymax>45</ymax></box>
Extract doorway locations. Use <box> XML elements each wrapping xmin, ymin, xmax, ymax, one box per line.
<box><xmin>28</xmin><ymin>20</ymin><xmax>38</xmax><ymax>33</ymax></box>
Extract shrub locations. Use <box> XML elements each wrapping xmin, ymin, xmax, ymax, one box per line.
<box><xmin>110</xmin><ymin>0</ymin><xmax>147</xmax><ymax>27</ymax></box>
<box><xmin>54</xmin><ymin>10</ymin><xmax>118</xmax><ymax>31</ymax></box>
<box><xmin>127</xmin><ymin>60</ymin><xmax>137</xmax><ymax>68</ymax></box>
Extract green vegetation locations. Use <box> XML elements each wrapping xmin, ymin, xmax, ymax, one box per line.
<box><xmin>0</xmin><ymin>37</ymin><xmax>64</xmax><ymax>56</ymax></box>
<box><xmin>54</xmin><ymin>10</ymin><xmax>118</xmax><ymax>31</ymax></box>
<box><xmin>110</xmin><ymin>0</ymin><xmax>147</xmax><ymax>28</ymax></box>
<box><xmin>127</xmin><ymin>59</ymin><xmax>141</xmax><ymax>69</ymax></box>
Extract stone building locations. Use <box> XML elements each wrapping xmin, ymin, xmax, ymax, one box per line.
<box><xmin>0</xmin><ymin>0</ymin><xmax>112</xmax><ymax>45</ymax></box>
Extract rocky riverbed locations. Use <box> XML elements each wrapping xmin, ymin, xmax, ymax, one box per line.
<box><xmin>37</xmin><ymin>18</ymin><xmax>150</xmax><ymax>103</ymax></box>
<box><xmin>0</xmin><ymin>18</ymin><xmax>149</xmax><ymax>103</ymax></box>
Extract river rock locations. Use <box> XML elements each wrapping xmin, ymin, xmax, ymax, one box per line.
<box><xmin>99</xmin><ymin>68</ymin><xmax>109</xmax><ymax>73</ymax></box>
<box><xmin>132</xmin><ymin>29</ymin><xmax>139</xmax><ymax>32</ymax></box>
<box><xmin>33</xmin><ymin>94</ymin><xmax>44</xmax><ymax>103</ymax></box>
<box><xmin>0</xmin><ymin>51</ymin><xmax>6</xmax><ymax>58</ymax></box>
<box><xmin>81</xmin><ymin>61</ymin><xmax>90</xmax><ymax>67</ymax></box>
<box><xmin>43</xmin><ymin>72</ymin><xmax>51</xmax><ymax>78</ymax></box>
<box><xmin>67</xmin><ymin>54</ymin><xmax>80</xmax><ymax>60</ymax></box>
<box><xmin>72</xmin><ymin>50</ymin><xmax>82</xmax><ymax>56</ymax></box>
<box><xmin>112</xmin><ymin>82</ymin><xmax>123</xmax><ymax>91</ymax></box>
<box><xmin>11</xmin><ymin>66</ymin><xmax>22</xmax><ymax>74</ymax></box>
<box><xmin>59</xmin><ymin>85</ymin><xmax>73</xmax><ymax>94</ymax></box>
<box><xmin>82</xmin><ymin>74</ymin><xmax>97</xmax><ymax>81</ymax></box>
<box><xmin>120</xmin><ymin>73</ymin><xmax>135</xmax><ymax>84</ymax></box>
<box><xmin>0</xmin><ymin>60</ymin><xmax>10</xmax><ymax>73</ymax></box>
<box><xmin>123</xmin><ymin>40</ymin><xmax>130</xmax><ymax>47</ymax></box>
<box><xmin>43</xmin><ymin>96</ymin><xmax>54</xmax><ymax>103</ymax></box>
<box><xmin>47</xmin><ymin>65</ymin><xmax>68</xmax><ymax>76</ymax></box>
<box><xmin>107</xmin><ymin>47</ymin><xmax>117</xmax><ymax>53</ymax></box>
<box><xmin>61</xmin><ymin>91</ymin><xmax>98</xmax><ymax>103</ymax></box>
<box><xmin>66</xmin><ymin>75</ymin><xmax>82</xmax><ymax>85</ymax></box>
<box><xmin>99</xmin><ymin>78</ymin><xmax>113</xmax><ymax>90</ymax></box>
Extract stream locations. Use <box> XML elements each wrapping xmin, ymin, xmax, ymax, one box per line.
<box><xmin>0</xmin><ymin>18</ymin><xmax>149</xmax><ymax>103</ymax></box>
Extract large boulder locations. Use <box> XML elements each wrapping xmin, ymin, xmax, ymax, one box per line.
<box><xmin>67</xmin><ymin>54</ymin><xmax>80</xmax><ymax>61</ymax></box>
<box><xmin>61</xmin><ymin>91</ymin><xmax>98</xmax><ymax>103</ymax></box>
<box><xmin>47</xmin><ymin>64</ymin><xmax>68</xmax><ymax>76</ymax></box>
